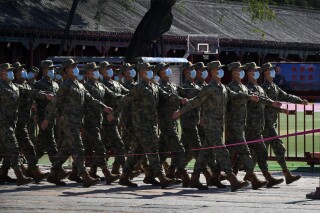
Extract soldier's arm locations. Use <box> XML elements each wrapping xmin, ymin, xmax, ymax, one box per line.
<box><xmin>180</xmin><ymin>88</ymin><xmax>209</xmax><ymax>115</ymax></box>
<box><xmin>227</xmin><ymin>86</ymin><xmax>250</xmax><ymax>100</ymax></box>
<box><xmin>16</xmin><ymin>84</ymin><xmax>48</xmax><ymax>100</ymax></box>
<box><xmin>278</xmin><ymin>86</ymin><xmax>303</xmax><ymax>104</ymax></box>
<box><xmin>119</xmin><ymin>83</ymin><xmax>129</xmax><ymax>95</ymax></box>
<box><xmin>84</xmin><ymin>89</ymin><xmax>107</xmax><ymax>111</ymax></box>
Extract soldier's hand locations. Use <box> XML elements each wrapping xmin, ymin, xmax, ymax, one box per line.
<box><xmin>181</xmin><ymin>98</ymin><xmax>188</xmax><ymax>105</ymax></box>
<box><xmin>272</xmin><ymin>101</ymin><xmax>282</xmax><ymax>108</ymax></box>
<box><xmin>107</xmin><ymin>114</ymin><xmax>115</xmax><ymax>122</ymax></box>
<box><xmin>249</xmin><ymin>95</ymin><xmax>259</xmax><ymax>102</ymax></box>
<box><xmin>41</xmin><ymin>119</ymin><xmax>49</xmax><ymax>130</ymax></box>
<box><xmin>46</xmin><ymin>93</ymin><xmax>54</xmax><ymax>100</ymax></box>
<box><xmin>302</xmin><ymin>99</ymin><xmax>308</xmax><ymax>105</ymax></box>
<box><xmin>104</xmin><ymin>106</ymin><xmax>113</xmax><ymax>114</ymax></box>
<box><xmin>172</xmin><ymin>110</ymin><xmax>181</xmax><ymax>120</ymax></box>
<box><xmin>281</xmin><ymin>108</ymin><xmax>289</xmax><ymax>115</ymax></box>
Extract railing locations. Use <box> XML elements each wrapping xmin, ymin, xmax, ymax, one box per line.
<box><xmin>269</xmin><ymin>96</ymin><xmax>320</xmax><ymax>166</ymax></box>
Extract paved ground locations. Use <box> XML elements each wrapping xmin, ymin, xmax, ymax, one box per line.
<box><xmin>1</xmin><ymin>167</ymin><xmax>320</xmax><ymax>213</ymax></box>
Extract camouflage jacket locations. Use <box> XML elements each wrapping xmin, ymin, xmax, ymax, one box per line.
<box><xmin>261</xmin><ymin>80</ymin><xmax>303</xmax><ymax>127</ymax></box>
<box><xmin>158</xmin><ymin>79</ymin><xmax>181</xmax><ymax>115</ymax></box>
<box><xmin>33</xmin><ymin>78</ymin><xmax>59</xmax><ymax>121</ymax></box>
<box><xmin>84</xmin><ymin>79</ymin><xmax>122</xmax><ymax>125</ymax></box>
<box><xmin>246</xmin><ymin>81</ymin><xmax>275</xmax><ymax>131</ymax></box>
<box><xmin>121</xmin><ymin>80</ymin><xmax>137</xmax><ymax>126</ymax></box>
<box><xmin>119</xmin><ymin>79</ymin><xmax>178</xmax><ymax>127</ymax></box>
<box><xmin>180</xmin><ymin>80</ymin><xmax>249</xmax><ymax>132</ymax></box>
<box><xmin>178</xmin><ymin>80</ymin><xmax>201</xmax><ymax>128</ymax></box>
<box><xmin>0</xmin><ymin>79</ymin><xmax>46</xmax><ymax>125</ymax></box>
<box><xmin>46</xmin><ymin>78</ymin><xmax>105</xmax><ymax>125</ymax></box>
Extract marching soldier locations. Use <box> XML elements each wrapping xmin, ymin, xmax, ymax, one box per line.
<box><xmin>98</xmin><ymin>61</ymin><xmax>129</xmax><ymax>175</ymax></box>
<box><xmin>244</xmin><ymin>62</ymin><xmax>284</xmax><ymax>187</ymax></box>
<box><xmin>261</xmin><ymin>62</ymin><xmax>308</xmax><ymax>184</ymax></box>
<box><xmin>0</xmin><ymin>63</ymin><xmax>53</xmax><ymax>185</ymax></box>
<box><xmin>42</xmin><ymin>59</ymin><xmax>114</xmax><ymax>187</ymax></box>
<box><xmin>172</xmin><ymin>60</ymin><xmax>255</xmax><ymax>192</ymax></box>
<box><xmin>33</xmin><ymin>60</ymin><xmax>59</xmax><ymax>163</ymax></box>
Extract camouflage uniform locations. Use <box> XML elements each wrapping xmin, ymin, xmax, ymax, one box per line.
<box><xmin>261</xmin><ymin>80</ymin><xmax>303</xmax><ymax>170</ymax></box>
<box><xmin>0</xmin><ymin>78</ymin><xmax>46</xmax><ymax>170</ymax></box>
<box><xmin>195</xmin><ymin>78</ymin><xmax>207</xmax><ymax>143</ymax></box>
<box><xmin>101</xmin><ymin>78</ymin><xmax>128</xmax><ymax>167</ymax></box>
<box><xmin>158</xmin><ymin>79</ymin><xmax>186</xmax><ymax>171</ymax></box>
<box><xmin>83</xmin><ymin>79</ymin><xmax>122</xmax><ymax>169</ymax></box>
<box><xmin>27</xmin><ymin>66</ymin><xmax>39</xmax><ymax>144</ymax></box>
<box><xmin>179</xmin><ymin>80</ymin><xmax>249</xmax><ymax>174</ymax></box>
<box><xmin>46</xmin><ymin>78</ymin><xmax>107</xmax><ymax>175</ymax></box>
<box><xmin>33</xmin><ymin>78</ymin><xmax>59</xmax><ymax>162</ymax></box>
<box><xmin>120</xmin><ymin>79</ymin><xmax>179</xmax><ymax>176</ymax></box>
<box><xmin>245</xmin><ymin>81</ymin><xmax>274</xmax><ymax>171</ymax></box>
<box><xmin>179</xmin><ymin>80</ymin><xmax>202</xmax><ymax>163</ymax></box>
<box><xmin>121</xmin><ymin>79</ymin><xmax>137</xmax><ymax>152</ymax></box>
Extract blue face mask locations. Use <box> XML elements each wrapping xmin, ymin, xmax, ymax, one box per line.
<box><xmin>189</xmin><ymin>70</ymin><xmax>196</xmax><ymax>79</ymax></box>
<box><xmin>239</xmin><ymin>70</ymin><xmax>245</xmax><ymax>79</ymax></box>
<box><xmin>21</xmin><ymin>70</ymin><xmax>28</xmax><ymax>79</ymax></box>
<box><xmin>99</xmin><ymin>74</ymin><xmax>104</xmax><ymax>81</ymax></box>
<box><xmin>129</xmin><ymin>69</ymin><xmax>136</xmax><ymax>78</ymax></box>
<box><xmin>146</xmin><ymin>70</ymin><xmax>154</xmax><ymax>80</ymax></box>
<box><xmin>114</xmin><ymin>76</ymin><xmax>120</xmax><ymax>81</ymax></box>
<box><xmin>269</xmin><ymin>70</ymin><xmax>276</xmax><ymax>78</ymax></box>
<box><xmin>7</xmin><ymin>71</ymin><xmax>14</xmax><ymax>81</ymax></box>
<box><xmin>107</xmin><ymin>68</ymin><xmax>113</xmax><ymax>78</ymax></box>
<box><xmin>77</xmin><ymin>75</ymin><xmax>84</xmax><ymax>81</ymax></box>
<box><xmin>55</xmin><ymin>74</ymin><xmax>62</xmax><ymax>80</ymax></box>
<box><xmin>153</xmin><ymin>75</ymin><xmax>160</xmax><ymax>82</ymax></box>
<box><xmin>165</xmin><ymin>68</ymin><xmax>172</xmax><ymax>77</ymax></box>
<box><xmin>253</xmin><ymin>71</ymin><xmax>260</xmax><ymax>80</ymax></box>
<box><xmin>93</xmin><ymin>71</ymin><xmax>100</xmax><ymax>80</ymax></box>
<box><xmin>201</xmin><ymin>70</ymin><xmax>208</xmax><ymax>79</ymax></box>
<box><xmin>27</xmin><ymin>72</ymin><xmax>34</xmax><ymax>80</ymax></box>
<box><xmin>72</xmin><ymin>67</ymin><xmax>79</xmax><ymax>77</ymax></box>
<box><xmin>217</xmin><ymin>69</ymin><xmax>224</xmax><ymax>78</ymax></box>
<box><xmin>47</xmin><ymin>69</ymin><xmax>55</xmax><ymax>80</ymax></box>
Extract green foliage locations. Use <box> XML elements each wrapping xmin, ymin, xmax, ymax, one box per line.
<box><xmin>242</xmin><ymin>0</ymin><xmax>276</xmax><ymax>23</ymax></box>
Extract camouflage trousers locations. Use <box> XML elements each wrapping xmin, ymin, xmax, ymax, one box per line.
<box><xmin>158</xmin><ymin>116</ymin><xmax>187</xmax><ymax>171</ymax></box>
<box><xmin>180</xmin><ymin>125</ymin><xmax>202</xmax><ymax>165</ymax></box>
<box><xmin>35</xmin><ymin>120</ymin><xmax>58</xmax><ymax>163</ymax></box>
<box><xmin>83</xmin><ymin>121</ymin><xmax>108</xmax><ymax>169</ymax></box>
<box><xmin>194</xmin><ymin>128</ymin><xmax>233</xmax><ymax>174</ymax></box>
<box><xmin>226</xmin><ymin>127</ymin><xmax>254</xmax><ymax>173</ymax></box>
<box><xmin>263</xmin><ymin>125</ymin><xmax>287</xmax><ymax>170</ymax></box>
<box><xmin>123</xmin><ymin>124</ymin><xmax>163</xmax><ymax>176</ymax></box>
<box><xmin>121</xmin><ymin>115</ymin><xmax>135</xmax><ymax>153</ymax></box>
<box><xmin>245</xmin><ymin>129</ymin><xmax>269</xmax><ymax>171</ymax></box>
<box><xmin>101</xmin><ymin>123</ymin><xmax>125</xmax><ymax>167</ymax></box>
<box><xmin>0</xmin><ymin>123</ymin><xmax>20</xmax><ymax>169</ymax></box>
<box><xmin>15</xmin><ymin>122</ymin><xmax>38</xmax><ymax>169</ymax></box>
<box><xmin>52</xmin><ymin>121</ymin><xmax>86</xmax><ymax>174</ymax></box>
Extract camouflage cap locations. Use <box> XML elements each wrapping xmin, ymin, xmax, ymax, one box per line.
<box><xmin>260</xmin><ymin>62</ymin><xmax>275</xmax><ymax>72</ymax></box>
<box><xmin>119</xmin><ymin>63</ymin><xmax>134</xmax><ymax>73</ymax></box>
<box><xmin>84</xmin><ymin>62</ymin><xmax>100</xmax><ymax>72</ymax></box>
<box><xmin>227</xmin><ymin>61</ymin><xmax>244</xmax><ymax>71</ymax></box>
<box><xmin>61</xmin><ymin>59</ymin><xmax>77</xmax><ymax>69</ymax></box>
<box><xmin>98</xmin><ymin>61</ymin><xmax>112</xmax><ymax>69</ymax></box>
<box><xmin>12</xmin><ymin>62</ymin><xmax>26</xmax><ymax>71</ymax></box>
<box><xmin>28</xmin><ymin>66</ymin><xmax>40</xmax><ymax>73</ymax></box>
<box><xmin>41</xmin><ymin>60</ymin><xmax>55</xmax><ymax>68</ymax></box>
<box><xmin>180</xmin><ymin>61</ymin><xmax>194</xmax><ymax>71</ymax></box>
<box><xmin>136</xmin><ymin>62</ymin><xmax>155</xmax><ymax>71</ymax></box>
<box><xmin>193</xmin><ymin>62</ymin><xmax>207</xmax><ymax>70</ymax></box>
<box><xmin>207</xmin><ymin>61</ymin><xmax>225</xmax><ymax>70</ymax></box>
<box><xmin>154</xmin><ymin>62</ymin><xmax>170</xmax><ymax>74</ymax></box>
<box><xmin>114</xmin><ymin>68</ymin><xmax>121</xmax><ymax>75</ymax></box>
<box><xmin>0</xmin><ymin>63</ymin><xmax>14</xmax><ymax>72</ymax></box>
<box><xmin>244</xmin><ymin>62</ymin><xmax>260</xmax><ymax>72</ymax></box>
<box><xmin>54</xmin><ymin>66</ymin><xmax>63</xmax><ymax>74</ymax></box>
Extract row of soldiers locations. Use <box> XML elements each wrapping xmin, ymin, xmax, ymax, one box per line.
<box><xmin>0</xmin><ymin>58</ymin><xmax>308</xmax><ymax>192</ymax></box>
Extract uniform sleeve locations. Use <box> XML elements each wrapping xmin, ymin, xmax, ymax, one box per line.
<box><xmin>227</xmin><ymin>86</ymin><xmax>249</xmax><ymax>100</ymax></box>
<box><xmin>84</xmin><ymin>89</ymin><xmax>106</xmax><ymax>110</ymax></box>
<box><xmin>278</xmin><ymin>86</ymin><xmax>303</xmax><ymax>104</ymax></box>
<box><xmin>180</xmin><ymin>88</ymin><xmax>209</xmax><ymax>115</ymax></box>
<box><xmin>117</xmin><ymin>86</ymin><xmax>136</xmax><ymax>112</ymax></box>
<box><xmin>120</xmin><ymin>83</ymin><xmax>129</xmax><ymax>95</ymax></box>
<box><xmin>17</xmin><ymin>85</ymin><xmax>47</xmax><ymax>100</ymax></box>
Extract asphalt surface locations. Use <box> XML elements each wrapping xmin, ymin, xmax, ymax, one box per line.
<box><xmin>1</xmin><ymin>167</ymin><xmax>320</xmax><ymax>213</ymax></box>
